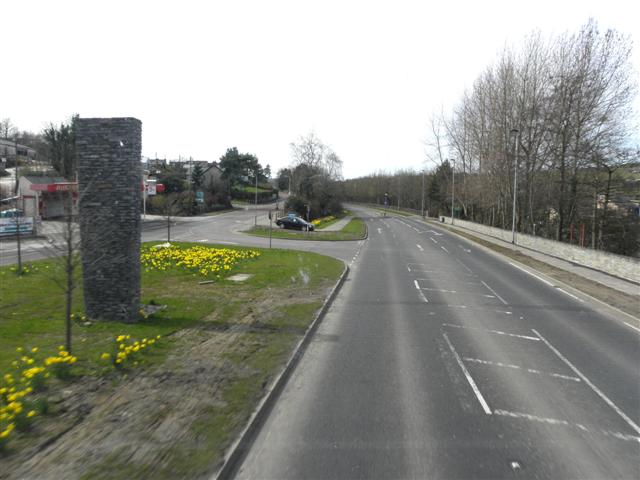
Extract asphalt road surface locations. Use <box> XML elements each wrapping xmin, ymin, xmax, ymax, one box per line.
<box><xmin>0</xmin><ymin>204</ymin><xmax>361</xmax><ymax>266</ymax></box>
<box><xmin>233</xmin><ymin>207</ymin><xmax>639</xmax><ymax>479</ymax></box>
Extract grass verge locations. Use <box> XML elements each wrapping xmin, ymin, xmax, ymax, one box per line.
<box><xmin>244</xmin><ymin>217</ymin><xmax>367</xmax><ymax>241</ymax></box>
<box><xmin>0</xmin><ymin>243</ymin><xmax>344</xmax><ymax>479</ymax></box>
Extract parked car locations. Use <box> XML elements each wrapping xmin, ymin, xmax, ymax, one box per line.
<box><xmin>275</xmin><ymin>215</ymin><xmax>315</xmax><ymax>231</ymax></box>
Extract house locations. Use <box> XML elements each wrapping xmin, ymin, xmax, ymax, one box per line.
<box><xmin>202</xmin><ymin>162</ymin><xmax>223</xmax><ymax>188</ymax></box>
<box><xmin>17</xmin><ymin>176</ymin><xmax>78</xmax><ymax>219</ymax></box>
<box><xmin>0</xmin><ymin>139</ymin><xmax>38</xmax><ymax>167</ymax></box>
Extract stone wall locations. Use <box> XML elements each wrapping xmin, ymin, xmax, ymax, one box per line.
<box><xmin>444</xmin><ymin>217</ymin><xmax>640</xmax><ymax>284</ymax></box>
<box><xmin>76</xmin><ymin>118</ymin><xmax>142</xmax><ymax>322</ymax></box>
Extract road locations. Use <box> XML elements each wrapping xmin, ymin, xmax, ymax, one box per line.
<box><xmin>0</xmin><ymin>205</ymin><xmax>361</xmax><ymax>266</ymax></box>
<box><xmin>233</xmin><ymin>207</ymin><xmax>640</xmax><ymax>479</ymax></box>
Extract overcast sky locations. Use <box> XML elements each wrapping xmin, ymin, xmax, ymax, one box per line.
<box><xmin>3</xmin><ymin>0</ymin><xmax>638</xmax><ymax>179</ymax></box>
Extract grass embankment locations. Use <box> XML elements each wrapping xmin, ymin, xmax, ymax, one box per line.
<box><xmin>245</xmin><ymin>217</ymin><xmax>367</xmax><ymax>241</ymax></box>
<box><xmin>0</xmin><ymin>243</ymin><xmax>344</xmax><ymax>478</ymax></box>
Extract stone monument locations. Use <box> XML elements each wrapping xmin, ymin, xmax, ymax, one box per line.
<box><xmin>75</xmin><ymin>117</ymin><xmax>142</xmax><ymax>322</ymax></box>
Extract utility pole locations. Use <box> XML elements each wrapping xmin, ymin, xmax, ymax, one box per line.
<box><xmin>14</xmin><ymin>137</ymin><xmax>22</xmax><ymax>273</ymax></box>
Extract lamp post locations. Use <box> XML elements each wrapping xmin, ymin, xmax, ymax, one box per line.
<box><xmin>254</xmin><ymin>169</ymin><xmax>259</xmax><ymax>226</ymax></box>
<box><xmin>421</xmin><ymin>168</ymin><xmax>425</xmax><ymax>218</ymax></box>
<box><xmin>450</xmin><ymin>158</ymin><xmax>455</xmax><ymax>225</ymax></box>
<box><xmin>510</xmin><ymin>129</ymin><xmax>519</xmax><ymax>244</ymax></box>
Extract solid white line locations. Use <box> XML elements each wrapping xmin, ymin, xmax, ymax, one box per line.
<box><xmin>430</xmin><ymin>237</ymin><xmax>439</xmax><ymax>244</ymax></box>
<box><xmin>532</xmin><ymin>328</ymin><xmax>640</xmax><ymax>435</ymax></box>
<box><xmin>623</xmin><ymin>322</ymin><xmax>640</xmax><ymax>334</ymax></box>
<box><xmin>416</xmin><ymin>244</ymin><xmax>424</xmax><ymax>251</ymax></box>
<box><xmin>441</xmin><ymin>246</ymin><xmax>449</xmax><ymax>253</ymax></box>
<box><xmin>463</xmin><ymin>357</ymin><xmax>581</xmax><ymax>382</ymax></box>
<box><xmin>480</xmin><ymin>280</ymin><xmax>509</xmax><ymax>305</ymax></box>
<box><xmin>444</xmin><ymin>323</ymin><xmax>540</xmax><ymax>341</ymax></box>
<box><xmin>509</xmin><ymin>262</ymin><xmax>554</xmax><ymax>286</ymax></box>
<box><xmin>442</xmin><ymin>332</ymin><xmax>492</xmax><ymax>415</ymax></box>
<box><xmin>197</xmin><ymin>239</ymin><xmax>209</xmax><ymax>242</ymax></box>
<box><xmin>557</xmin><ymin>288</ymin><xmax>584</xmax><ymax>302</ymax></box>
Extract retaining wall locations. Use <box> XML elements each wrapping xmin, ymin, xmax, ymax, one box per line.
<box><xmin>443</xmin><ymin>217</ymin><xmax>640</xmax><ymax>284</ymax></box>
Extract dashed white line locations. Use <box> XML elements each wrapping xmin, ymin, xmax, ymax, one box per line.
<box><xmin>455</xmin><ymin>258</ymin><xmax>473</xmax><ymax>273</ymax></box>
<box><xmin>532</xmin><ymin>328</ymin><xmax>640</xmax><ymax>435</ymax></box>
<box><xmin>414</xmin><ymin>280</ymin><xmax>421</xmax><ymax>290</ymax></box>
<box><xmin>377</xmin><ymin>228</ymin><xmax>383</xmax><ymax>234</ymax></box>
<box><xmin>416</xmin><ymin>244</ymin><xmax>424</xmax><ymax>252</ymax></box>
<box><xmin>443</xmin><ymin>323</ymin><xmax>540</xmax><ymax>341</ymax></box>
<box><xmin>480</xmin><ymin>280</ymin><xmax>508</xmax><ymax>305</ymax></box>
<box><xmin>430</xmin><ymin>237</ymin><xmax>439</xmax><ymax>244</ymax></box>
<box><xmin>458</xmin><ymin>244</ymin><xmax>471</xmax><ymax>253</ymax></box>
<box><xmin>463</xmin><ymin>357</ymin><xmax>581</xmax><ymax>382</ymax></box>
<box><xmin>509</xmin><ymin>262</ymin><xmax>554</xmax><ymax>286</ymax></box>
<box><xmin>443</xmin><ymin>332</ymin><xmax>492</xmax><ymax>415</ymax></box>
<box><xmin>493</xmin><ymin>409</ymin><xmax>640</xmax><ymax>444</ymax></box>
<box><xmin>441</xmin><ymin>246</ymin><xmax>449</xmax><ymax>254</ymax></box>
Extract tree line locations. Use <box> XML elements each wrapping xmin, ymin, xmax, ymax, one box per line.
<box><xmin>343</xmin><ymin>20</ymin><xmax>639</xmax><ymax>256</ymax></box>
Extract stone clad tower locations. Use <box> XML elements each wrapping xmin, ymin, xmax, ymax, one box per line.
<box><xmin>76</xmin><ymin>118</ymin><xmax>142</xmax><ymax>322</ymax></box>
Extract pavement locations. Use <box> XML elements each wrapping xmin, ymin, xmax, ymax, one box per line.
<box><xmin>231</xmin><ymin>205</ymin><xmax>640</xmax><ymax>480</ymax></box>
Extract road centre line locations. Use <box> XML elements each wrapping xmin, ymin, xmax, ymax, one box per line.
<box><xmin>443</xmin><ymin>323</ymin><xmax>540</xmax><ymax>341</ymax></box>
<box><xmin>532</xmin><ymin>328</ymin><xmax>640</xmax><ymax>434</ymax></box>
<box><xmin>443</xmin><ymin>332</ymin><xmax>492</xmax><ymax>414</ymax></box>
<box><xmin>441</xmin><ymin>246</ymin><xmax>450</xmax><ymax>254</ymax></box>
<box><xmin>509</xmin><ymin>262</ymin><xmax>554</xmax><ymax>286</ymax></box>
<box><xmin>416</xmin><ymin>244</ymin><xmax>424</xmax><ymax>251</ymax></box>
<box><xmin>480</xmin><ymin>280</ymin><xmax>509</xmax><ymax>305</ymax></box>
<box><xmin>493</xmin><ymin>409</ymin><xmax>640</xmax><ymax>444</ymax></box>
<box><xmin>463</xmin><ymin>357</ymin><xmax>581</xmax><ymax>382</ymax></box>
<box><xmin>455</xmin><ymin>258</ymin><xmax>473</xmax><ymax>273</ymax></box>
<box><xmin>430</xmin><ymin>237</ymin><xmax>439</xmax><ymax>244</ymax></box>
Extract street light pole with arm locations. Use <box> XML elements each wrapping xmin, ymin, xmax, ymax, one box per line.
<box><xmin>510</xmin><ymin>129</ymin><xmax>519</xmax><ymax>244</ymax></box>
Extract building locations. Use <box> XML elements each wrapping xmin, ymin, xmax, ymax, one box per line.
<box><xmin>17</xmin><ymin>176</ymin><xmax>78</xmax><ymax>219</ymax></box>
<box><xmin>0</xmin><ymin>139</ymin><xmax>38</xmax><ymax>168</ymax></box>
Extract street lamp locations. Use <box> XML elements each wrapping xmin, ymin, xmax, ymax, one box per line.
<box><xmin>450</xmin><ymin>158</ymin><xmax>455</xmax><ymax>225</ymax></box>
<box><xmin>510</xmin><ymin>129</ymin><xmax>519</xmax><ymax>244</ymax></box>
<box><xmin>254</xmin><ymin>169</ymin><xmax>259</xmax><ymax>226</ymax></box>
<box><xmin>421</xmin><ymin>168</ymin><xmax>425</xmax><ymax>218</ymax></box>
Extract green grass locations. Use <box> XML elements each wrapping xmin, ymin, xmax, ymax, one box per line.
<box><xmin>1</xmin><ymin>243</ymin><xmax>344</xmax><ymax>477</ymax></box>
<box><xmin>244</xmin><ymin>217</ymin><xmax>367</xmax><ymax>241</ymax></box>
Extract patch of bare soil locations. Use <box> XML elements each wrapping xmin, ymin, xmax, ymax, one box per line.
<box><xmin>1</xmin><ymin>286</ymin><xmax>333</xmax><ymax>480</ymax></box>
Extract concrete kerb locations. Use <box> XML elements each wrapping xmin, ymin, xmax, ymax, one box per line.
<box><xmin>213</xmin><ymin>262</ymin><xmax>351</xmax><ymax>480</ymax></box>
<box><xmin>417</xmin><ymin>217</ymin><xmax>640</xmax><ymax>325</ymax></box>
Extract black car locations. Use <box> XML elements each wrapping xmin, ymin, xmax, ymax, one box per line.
<box><xmin>275</xmin><ymin>215</ymin><xmax>315</xmax><ymax>231</ymax></box>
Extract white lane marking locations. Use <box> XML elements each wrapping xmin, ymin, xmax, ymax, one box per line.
<box><xmin>463</xmin><ymin>357</ymin><xmax>581</xmax><ymax>382</ymax></box>
<box><xmin>458</xmin><ymin>244</ymin><xmax>471</xmax><ymax>253</ymax></box>
<box><xmin>532</xmin><ymin>328</ymin><xmax>640</xmax><ymax>435</ymax></box>
<box><xmin>444</xmin><ymin>323</ymin><xmax>540</xmax><ymax>341</ymax></box>
<box><xmin>430</xmin><ymin>237</ymin><xmax>439</xmax><ymax>244</ymax></box>
<box><xmin>377</xmin><ymin>228</ymin><xmax>383</xmax><ymax>234</ymax></box>
<box><xmin>557</xmin><ymin>288</ymin><xmax>584</xmax><ymax>302</ymax></box>
<box><xmin>215</xmin><ymin>241</ymin><xmax>239</xmax><ymax>245</ymax></box>
<box><xmin>413</xmin><ymin>227</ymin><xmax>420</xmax><ymax>232</ymax></box>
<box><xmin>509</xmin><ymin>262</ymin><xmax>554</xmax><ymax>286</ymax></box>
<box><xmin>480</xmin><ymin>280</ymin><xmax>508</xmax><ymax>305</ymax></box>
<box><xmin>455</xmin><ymin>258</ymin><xmax>473</xmax><ymax>273</ymax></box>
<box><xmin>416</xmin><ymin>244</ymin><xmax>424</xmax><ymax>252</ymax></box>
<box><xmin>443</xmin><ymin>332</ymin><xmax>492</xmax><ymax>415</ymax></box>
<box><xmin>623</xmin><ymin>322</ymin><xmax>640</xmax><ymax>334</ymax></box>
<box><xmin>414</xmin><ymin>280</ymin><xmax>421</xmax><ymax>290</ymax></box>
<box><xmin>493</xmin><ymin>409</ymin><xmax>640</xmax><ymax>444</ymax></box>
<box><xmin>427</xmin><ymin>230</ymin><xmax>443</xmax><ymax>236</ymax></box>
<box><xmin>418</xmin><ymin>289</ymin><xmax>429</xmax><ymax>303</ymax></box>
<box><xmin>423</xmin><ymin>287</ymin><xmax>457</xmax><ymax>293</ymax></box>
<box><xmin>197</xmin><ymin>239</ymin><xmax>209</xmax><ymax>242</ymax></box>
<box><xmin>441</xmin><ymin>246</ymin><xmax>450</xmax><ymax>254</ymax></box>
